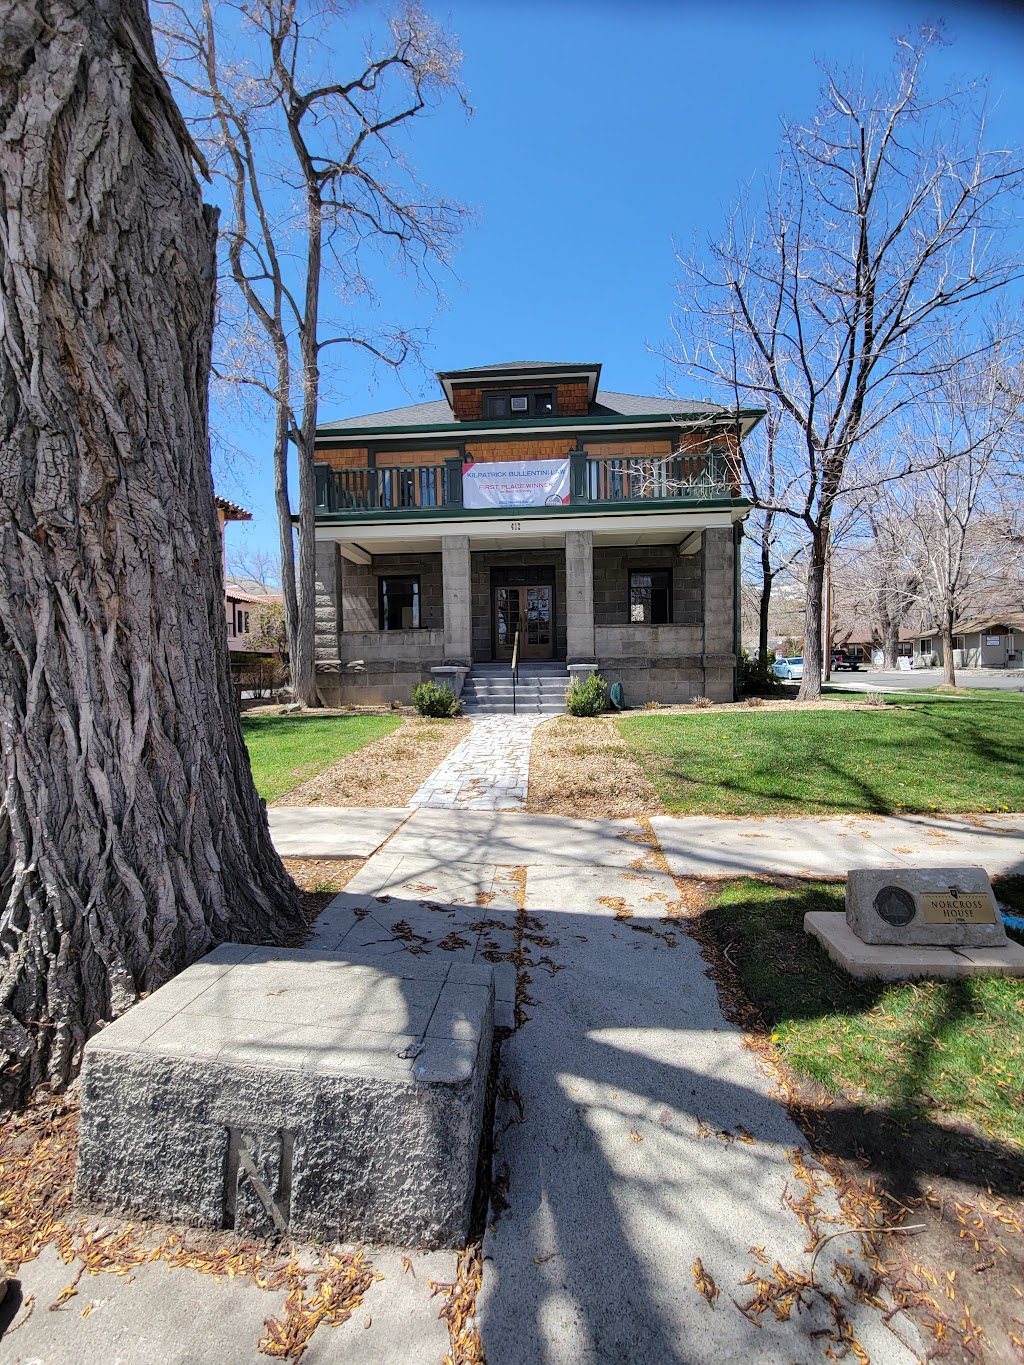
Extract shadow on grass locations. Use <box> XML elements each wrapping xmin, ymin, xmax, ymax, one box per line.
<box><xmin>697</xmin><ymin>877</ymin><xmax>1024</xmax><ymax>1205</ymax></box>
<box><xmin>633</xmin><ymin>693</ymin><xmax>1024</xmax><ymax>816</ymax></box>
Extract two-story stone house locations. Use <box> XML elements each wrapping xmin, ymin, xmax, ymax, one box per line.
<box><xmin>311</xmin><ymin>360</ymin><xmax>762</xmax><ymax>708</ymax></box>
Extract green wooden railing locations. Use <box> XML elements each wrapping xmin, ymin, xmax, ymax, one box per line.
<box><xmin>315</xmin><ymin>452</ymin><xmax>733</xmax><ymax>514</ymax></box>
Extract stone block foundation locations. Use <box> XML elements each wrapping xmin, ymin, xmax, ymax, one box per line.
<box><xmin>75</xmin><ymin>946</ymin><xmax>494</xmax><ymax>1249</ymax></box>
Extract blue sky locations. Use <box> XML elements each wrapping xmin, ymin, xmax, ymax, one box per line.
<box><xmin>214</xmin><ymin>0</ymin><xmax>1024</xmax><ymax>569</ymax></box>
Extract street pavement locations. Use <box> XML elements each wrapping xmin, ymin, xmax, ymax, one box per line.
<box><xmin>827</xmin><ymin>667</ymin><xmax>1024</xmax><ymax>693</ymax></box>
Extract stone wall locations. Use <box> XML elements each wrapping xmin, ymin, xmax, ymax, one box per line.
<box><xmin>314</xmin><ymin>550</ymin><xmax>444</xmax><ymax>705</ymax></box>
<box><xmin>470</xmin><ymin>550</ymin><xmax>567</xmax><ymax>662</ymax></box>
<box><xmin>340</xmin><ymin>552</ymin><xmax>443</xmax><ymax>633</ymax></box>
<box><xmin>593</xmin><ymin>543</ymin><xmax>702</xmax><ymax>627</ymax></box>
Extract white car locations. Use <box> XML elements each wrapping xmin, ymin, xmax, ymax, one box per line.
<box><xmin>772</xmin><ymin>656</ymin><xmax>804</xmax><ymax>681</ymax></box>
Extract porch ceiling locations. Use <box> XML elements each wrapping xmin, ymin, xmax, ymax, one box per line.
<box><xmin>317</xmin><ymin>508</ymin><xmax>741</xmax><ymax>558</ymax></box>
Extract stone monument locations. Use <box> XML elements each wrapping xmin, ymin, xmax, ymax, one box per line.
<box><xmin>805</xmin><ymin>865</ymin><xmax>1024</xmax><ymax>980</ymax></box>
<box><xmin>75</xmin><ymin>945</ymin><xmax>494</xmax><ymax>1248</ymax></box>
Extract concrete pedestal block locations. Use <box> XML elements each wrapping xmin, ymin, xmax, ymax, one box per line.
<box><xmin>75</xmin><ymin>946</ymin><xmax>494</xmax><ymax>1249</ymax></box>
<box><xmin>845</xmin><ymin>866</ymin><xmax>1006</xmax><ymax>948</ymax></box>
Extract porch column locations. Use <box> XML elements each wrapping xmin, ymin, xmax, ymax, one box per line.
<box><xmin>565</xmin><ymin>528</ymin><xmax>596</xmax><ymax>661</ymax></box>
<box><xmin>441</xmin><ymin>534</ymin><xmax>472</xmax><ymax>664</ymax></box>
<box><xmin>314</xmin><ymin>540</ymin><xmax>341</xmax><ymax>664</ymax></box>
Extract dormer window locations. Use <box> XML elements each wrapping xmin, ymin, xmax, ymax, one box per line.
<box><xmin>483</xmin><ymin>390</ymin><xmax>557</xmax><ymax>420</ymax></box>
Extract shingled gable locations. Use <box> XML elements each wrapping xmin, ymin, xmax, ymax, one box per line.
<box><xmin>317</xmin><ymin>361</ymin><xmax>761</xmax><ymax>436</ymax></box>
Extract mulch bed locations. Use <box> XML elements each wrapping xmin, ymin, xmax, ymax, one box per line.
<box><xmin>273</xmin><ymin>717</ymin><xmax>470</xmax><ymax>808</ymax></box>
<box><xmin>526</xmin><ymin>716</ymin><xmax>664</xmax><ymax>818</ymax></box>
<box><xmin>682</xmin><ymin>874</ymin><xmax>1024</xmax><ymax>1365</ymax></box>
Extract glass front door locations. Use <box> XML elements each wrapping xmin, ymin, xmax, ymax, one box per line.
<box><xmin>494</xmin><ymin>585</ymin><xmax>554</xmax><ymax>660</ymax></box>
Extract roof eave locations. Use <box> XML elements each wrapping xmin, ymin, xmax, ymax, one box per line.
<box><xmin>316</xmin><ymin>407</ymin><xmax>766</xmax><ymax>444</ymax></box>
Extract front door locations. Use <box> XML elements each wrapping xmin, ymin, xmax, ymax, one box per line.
<box><xmin>494</xmin><ymin>585</ymin><xmax>554</xmax><ymax>660</ymax></box>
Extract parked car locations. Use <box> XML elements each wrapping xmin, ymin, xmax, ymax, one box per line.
<box><xmin>772</xmin><ymin>656</ymin><xmax>804</xmax><ymax>680</ymax></box>
<box><xmin>830</xmin><ymin>650</ymin><xmax>861</xmax><ymax>671</ymax></box>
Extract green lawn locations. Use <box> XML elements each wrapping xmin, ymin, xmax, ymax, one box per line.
<box><xmin>617</xmin><ymin>693</ymin><xmax>1024</xmax><ymax>816</ymax></box>
<box><xmin>706</xmin><ymin>877</ymin><xmax>1024</xmax><ymax>1148</ymax></box>
<box><xmin>241</xmin><ymin>713</ymin><xmax>402</xmax><ymax>802</ymax></box>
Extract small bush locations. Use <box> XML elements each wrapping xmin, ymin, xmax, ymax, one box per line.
<box><xmin>746</xmin><ymin>695</ymin><xmax>766</xmax><ymax>708</ymax></box>
<box><xmin>689</xmin><ymin>695</ymin><xmax>714</xmax><ymax>709</ymax></box>
<box><xmin>866</xmin><ymin>690</ymin><xmax>886</xmax><ymax>708</ymax></box>
<box><xmin>565</xmin><ymin>672</ymin><xmax>607</xmax><ymax>717</ymax></box>
<box><xmin>411</xmin><ymin>681</ymin><xmax>461</xmax><ymax>718</ymax></box>
<box><xmin>642</xmin><ymin>700</ymin><xmax>662</xmax><ymax>711</ymax></box>
<box><xmin>740</xmin><ymin>648</ymin><xmax>783</xmax><ymax>695</ymax></box>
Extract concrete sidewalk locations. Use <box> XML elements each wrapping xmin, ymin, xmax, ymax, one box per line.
<box><xmin>268</xmin><ymin>804</ymin><xmax>1024</xmax><ymax>879</ymax></box>
<box><xmin>16</xmin><ymin>806</ymin><xmax>1022</xmax><ymax>1361</ymax></box>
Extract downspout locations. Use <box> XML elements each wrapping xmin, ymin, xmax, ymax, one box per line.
<box><xmin>733</xmin><ymin>520</ymin><xmax>743</xmax><ymax>699</ymax></box>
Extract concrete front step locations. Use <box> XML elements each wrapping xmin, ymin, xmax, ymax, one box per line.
<box><xmin>463</xmin><ymin>703</ymin><xmax>565</xmax><ymax>715</ymax></box>
<box><xmin>462</xmin><ymin>665</ymin><xmax>570</xmax><ymax>715</ymax></box>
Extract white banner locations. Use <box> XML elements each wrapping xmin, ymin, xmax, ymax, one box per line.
<box><xmin>462</xmin><ymin>459</ymin><xmax>570</xmax><ymax>509</ymax></box>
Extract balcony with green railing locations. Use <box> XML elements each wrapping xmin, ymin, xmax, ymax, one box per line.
<box><xmin>314</xmin><ymin>450</ymin><xmax>738</xmax><ymax>518</ymax></box>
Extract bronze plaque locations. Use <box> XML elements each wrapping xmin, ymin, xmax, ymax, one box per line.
<box><xmin>872</xmin><ymin>885</ymin><xmax>916</xmax><ymax>927</ymax></box>
<box><xmin>919</xmin><ymin>888</ymin><xmax>997</xmax><ymax>925</ymax></box>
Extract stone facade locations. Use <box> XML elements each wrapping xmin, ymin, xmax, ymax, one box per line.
<box><xmin>313</xmin><ymin>532</ymin><xmax>738</xmax><ymax>705</ymax></box>
<box><xmin>470</xmin><ymin>549</ymin><xmax>567</xmax><ymax>663</ymax></box>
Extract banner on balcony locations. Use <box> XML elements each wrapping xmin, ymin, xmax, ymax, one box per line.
<box><xmin>462</xmin><ymin>459</ymin><xmax>570</xmax><ymax>509</ymax></box>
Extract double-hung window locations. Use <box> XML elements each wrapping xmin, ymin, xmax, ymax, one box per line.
<box><xmin>379</xmin><ymin>576</ymin><xmax>420</xmax><ymax>630</ymax></box>
<box><xmin>629</xmin><ymin>570</ymin><xmax>673</xmax><ymax>625</ymax></box>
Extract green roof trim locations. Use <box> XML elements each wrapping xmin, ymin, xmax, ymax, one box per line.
<box><xmin>308</xmin><ymin>496</ymin><xmax>751</xmax><ymax>527</ymax></box>
<box><xmin>315</xmin><ymin>408</ymin><xmax>765</xmax><ymax>443</ymax></box>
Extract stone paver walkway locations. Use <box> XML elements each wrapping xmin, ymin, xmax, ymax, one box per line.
<box><xmin>408</xmin><ymin>714</ymin><xmax>546</xmax><ymax>810</ymax></box>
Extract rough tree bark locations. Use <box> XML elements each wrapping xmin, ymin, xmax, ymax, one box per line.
<box><xmin>0</xmin><ymin>0</ymin><xmax>304</xmax><ymax>1105</ymax></box>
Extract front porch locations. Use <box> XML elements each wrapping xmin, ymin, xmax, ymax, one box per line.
<box><xmin>313</xmin><ymin>510</ymin><xmax>742</xmax><ymax>707</ymax></box>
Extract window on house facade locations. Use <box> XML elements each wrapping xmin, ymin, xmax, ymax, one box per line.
<box><xmin>483</xmin><ymin>390</ymin><xmax>557</xmax><ymax>420</ymax></box>
<box><xmin>629</xmin><ymin>569</ymin><xmax>673</xmax><ymax>624</ymax></box>
<box><xmin>897</xmin><ymin>642</ymin><xmax>914</xmax><ymax>658</ymax></box>
<box><xmin>238</xmin><ymin>610</ymin><xmax>251</xmax><ymax>635</ymax></box>
<box><xmin>953</xmin><ymin>635</ymin><xmax>966</xmax><ymax>651</ymax></box>
<box><xmin>919</xmin><ymin>639</ymin><xmax>934</xmax><ymax>654</ymax></box>
<box><xmin>379</xmin><ymin>576</ymin><xmax>420</xmax><ymax>630</ymax></box>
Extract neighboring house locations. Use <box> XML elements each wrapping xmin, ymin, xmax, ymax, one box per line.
<box><xmin>215</xmin><ymin>496</ymin><xmax>283</xmax><ymax>655</ymax></box>
<box><xmin>910</xmin><ymin>614</ymin><xmax>1024</xmax><ymax>670</ymax></box>
<box><xmin>224</xmin><ymin>578</ymin><xmax>283</xmax><ymax>654</ymax></box>
<box><xmin>310</xmin><ymin>359</ymin><xmax>763</xmax><ymax>705</ymax></box>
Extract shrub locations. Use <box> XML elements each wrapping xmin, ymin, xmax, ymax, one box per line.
<box><xmin>746</xmin><ymin>695</ymin><xmax>766</xmax><ymax>708</ymax></box>
<box><xmin>740</xmin><ymin>648</ymin><xmax>783</xmax><ymax>696</ymax></box>
<box><xmin>642</xmin><ymin>700</ymin><xmax>662</xmax><ymax>711</ymax></box>
<box><xmin>866</xmin><ymin>690</ymin><xmax>886</xmax><ymax>708</ymax></box>
<box><xmin>565</xmin><ymin>672</ymin><xmax>607</xmax><ymax>717</ymax></box>
<box><xmin>411</xmin><ymin>681</ymin><xmax>461</xmax><ymax>718</ymax></box>
<box><xmin>689</xmin><ymin>695</ymin><xmax>714</xmax><ymax>709</ymax></box>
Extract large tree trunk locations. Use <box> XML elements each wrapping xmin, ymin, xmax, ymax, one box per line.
<box><xmin>941</xmin><ymin>606</ymin><xmax>957</xmax><ymax>687</ymax></box>
<box><xmin>0</xmin><ymin>0</ymin><xmax>304</xmax><ymax>1105</ymax></box>
<box><xmin>798</xmin><ymin>531</ymin><xmax>826</xmax><ymax>700</ymax></box>
<box><xmin>758</xmin><ymin>533</ymin><xmax>772</xmax><ymax>662</ymax></box>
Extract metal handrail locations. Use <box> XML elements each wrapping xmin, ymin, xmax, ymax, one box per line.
<box><xmin>511</xmin><ymin>630</ymin><xmax>520</xmax><ymax>716</ymax></box>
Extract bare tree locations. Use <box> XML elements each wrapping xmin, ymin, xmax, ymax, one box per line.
<box><xmin>158</xmin><ymin>0</ymin><xmax>470</xmax><ymax>706</ymax></box>
<box><xmin>666</xmin><ymin>30</ymin><xmax>1024</xmax><ymax>698</ymax></box>
<box><xmin>901</xmin><ymin>341</ymin><xmax>1022</xmax><ymax>685</ymax></box>
<box><xmin>0</xmin><ymin>0</ymin><xmax>303</xmax><ymax>1103</ymax></box>
<box><xmin>227</xmin><ymin>543</ymin><xmax>282</xmax><ymax>589</ymax></box>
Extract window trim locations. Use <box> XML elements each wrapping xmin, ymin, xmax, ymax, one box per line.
<box><xmin>919</xmin><ymin>638</ymin><xmax>934</xmax><ymax>654</ymax></box>
<box><xmin>482</xmin><ymin>389</ymin><xmax>558</xmax><ymax>421</ymax></box>
<box><xmin>378</xmin><ymin>574</ymin><xmax>422</xmax><ymax>631</ymax></box>
<box><xmin>628</xmin><ymin>567</ymin><xmax>673</xmax><ymax>626</ymax></box>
